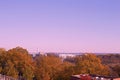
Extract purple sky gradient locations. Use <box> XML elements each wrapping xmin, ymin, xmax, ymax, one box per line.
<box><xmin>0</xmin><ymin>0</ymin><xmax>120</xmax><ymax>53</ymax></box>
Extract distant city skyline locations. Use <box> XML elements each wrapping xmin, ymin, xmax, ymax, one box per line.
<box><xmin>0</xmin><ymin>0</ymin><xmax>120</xmax><ymax>53</ymax></box>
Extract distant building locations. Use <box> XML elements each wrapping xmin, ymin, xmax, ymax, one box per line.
<box><xmin>71</xmin><ymin>74</ymin><xmax>91</xmax><ymax>80</ymax></box>
<box><xmin>70</xmin><ymin>74</ymin><xmax>118</xmax><ymax>80</ymax></box>
<box><xmin>59</xmin><ymin>53</ymin><xmax>76</xmax><ymax>59</ymax></box>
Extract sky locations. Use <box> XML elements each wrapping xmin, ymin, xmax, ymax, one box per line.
<box><xmin>0</xmin><ymin>0</ymin><xmax>120</xmax><ymax>53</ymax></box>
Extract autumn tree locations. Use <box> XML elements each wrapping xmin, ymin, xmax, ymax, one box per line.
<box><xmin>0</xmin><ymin>47</ymin><xmax>35</xmax><ymax>79</ymax></box>
<box><xmin>112</xmin><ymin>65</ymin><xmax>120</xmax><ymax>77</ymax></box>
<box><xmin>34</xmin><ymin>55</ymin><xmax>62</xmax><ymax>80</ymax></box>
<box><xmin>0</xmin><ymin>48</ymin><xmax>6</xmax><ymax>52</ymax></box>
<box><xmin>55</xmin><ymin>61</ymin><xmax>74</xmax><ymax>80</ymax></box>
<box><xmin>7</xmin><ymin>47</ymin><xmax>35</xmax><ymax>80</ymax></box>
<box><xmin>74</xmin><ymin>53</ymin><xmax>110</xmax><ymax>75</ymax></box>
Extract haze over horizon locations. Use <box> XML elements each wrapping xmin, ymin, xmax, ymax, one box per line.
<box><xmin>0</xmin><ymin>0</ymin><xmax>120</xmax><ymax>53</ymax></box>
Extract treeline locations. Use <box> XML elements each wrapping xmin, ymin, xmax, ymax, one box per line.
<box><xmin>0</xmin><ymin>47</ymin><xmax>116</xmax><ymax>80</ymax></box>
<box><xmin>98</xmin><ymin>54</ymin><xmax>120</xmax><ymax>77</ymax></box>
<box><xmin>98</xmin><ymin>54</ymin><xmax>120</xmax><ymax>66</ymax></box>
<box><xmin>65</xmin><ymin>54</ymin><xmax>120</xmax><ymax>77</ymax></box>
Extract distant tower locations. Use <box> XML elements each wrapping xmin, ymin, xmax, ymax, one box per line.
<box><xmin>37</xmin><ymin>48</ymin><xmax>40</xmax><ymax>54</ymax></box>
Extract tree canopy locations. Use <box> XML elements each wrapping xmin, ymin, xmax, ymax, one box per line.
<box><xmin>0</xmin><ymin>47</ymin><xmax>35</xmax><ymax>80</ymax></box>
<box><xmin>74</xmin><ymin>53</ymin><xmax>109</xmax><ymax>75</ymax></box>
